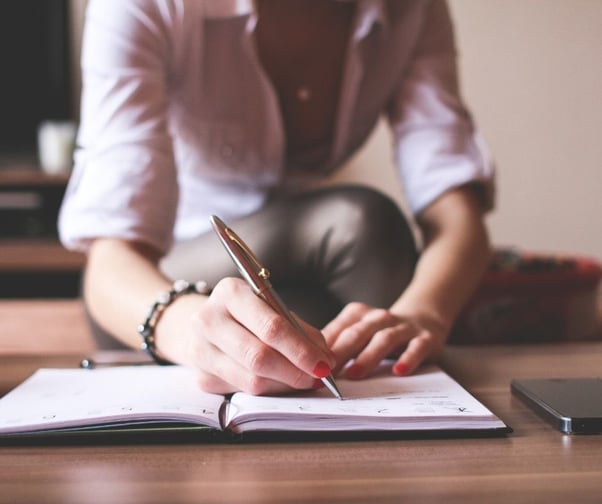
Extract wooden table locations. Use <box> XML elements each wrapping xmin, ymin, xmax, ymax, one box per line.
<box><xmin>1</xmin><ymin>339</ymin><xmax>601</xmax><ymax>503</ymax></box>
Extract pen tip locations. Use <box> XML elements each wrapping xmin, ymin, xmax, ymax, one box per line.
<box><xmin>210</xmin><ymin>214</ymin><xmax>224</xmax><ymax>226</ymax></box>
<box><xmin>323</xmin><ymin>375</ymin><xmax>343</xmax><ymax>400</ymax></box>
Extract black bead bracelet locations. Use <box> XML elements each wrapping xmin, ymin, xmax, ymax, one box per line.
<box><xmin>137</xmin><ymin>279</ymin><xmax>212</xmax><ymax>365</ymax></box>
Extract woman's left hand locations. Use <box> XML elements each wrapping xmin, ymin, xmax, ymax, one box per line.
<box><xmin>322</xmin><ymin>302</ymin><xmax>449</xmax><ymax>379</ymax></box>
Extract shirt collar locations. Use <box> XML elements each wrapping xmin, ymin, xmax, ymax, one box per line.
<box><xmin>354</xmin><ymin>0</ymin><xmax>389</xmax><ymax>39</ymax></box>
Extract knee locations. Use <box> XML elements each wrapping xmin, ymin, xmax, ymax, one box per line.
<box><xmin>328</xmin><ymin>186</ymin><xmax>416</xmax><ymax>257</ymax></box>
<box><xmin>313</xmin><ymin>185</ymin><xmax>418</xmax><ymax>306</ymax></box>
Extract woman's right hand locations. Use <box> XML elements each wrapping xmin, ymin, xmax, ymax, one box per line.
<box><xmin>179</xmin><ymin>277</ymin><xmax>337</xmax><ymax>395</ymax></box>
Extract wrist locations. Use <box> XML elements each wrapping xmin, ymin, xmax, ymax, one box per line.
<box><xmin>138</xmin><ymin>280</ymin><xmax>211</xmax><ymax>365</ymax></box>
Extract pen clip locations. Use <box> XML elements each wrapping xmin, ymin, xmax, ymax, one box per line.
<box><xmin>210</xmin><ymin>215</ymin><xmax>272</xmax><ymax>295</ymax></box>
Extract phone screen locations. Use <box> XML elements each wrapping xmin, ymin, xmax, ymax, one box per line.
<box><xmin>511</xmin><ymin>378</ymin><xmax>602</xmax><ymax>434</ymax></box>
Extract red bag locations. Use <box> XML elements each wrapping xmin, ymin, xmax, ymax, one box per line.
<box><xmin>451</xmin><ymin>248</ymin><xmax>602</xmax><ymax>344</ymax></box>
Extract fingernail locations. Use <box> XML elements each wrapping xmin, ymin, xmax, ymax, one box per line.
<box><xmin>313</xmin><ymin>361</ymin><xmax>331</xmax><ymax>379</ymax></box>
<box><xmin>393</xmin><ymin>362</ymin><xmax>408</xmax><ymax>376</ymax></box>
<box><xmin>346</xmin><ymin>363</ymin><xmax>364</xmax><ymax>379</ymax></box>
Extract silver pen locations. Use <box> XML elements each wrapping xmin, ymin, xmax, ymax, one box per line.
<box><xmin>210</xmin><ymin>215</ymin><xmax>343</xmax><ymax>400</ymax></box>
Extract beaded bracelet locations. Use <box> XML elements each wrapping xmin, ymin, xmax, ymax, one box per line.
<box><xmin>137</xmin><ymin>279</ymin><xmax>212</xmax><ymax>365</ymax></box>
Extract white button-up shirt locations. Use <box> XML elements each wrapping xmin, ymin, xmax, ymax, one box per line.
<box><xmin>59</xmin><ymin>0</ymin><xmax>494</xmax><ymax>255</ymax></box>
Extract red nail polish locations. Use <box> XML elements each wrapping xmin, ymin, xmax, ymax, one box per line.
<box><xmin>346</xmin><ymin>363</ymin><xmax>364</xmax><ymax>379</ymax></box>
<box><xmin>313</xmin><ymin>361</ymin><xmax>331</xmax><ymax>379</ymax></box>
<box><xmin>393</xmin><ymin>362</ymin><xmax>408</xmax><ymax>376</ymax></box>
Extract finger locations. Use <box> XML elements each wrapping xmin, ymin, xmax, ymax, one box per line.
<box><xmin>190</xmin><ymin>315</ymin><xmax>317</xmax><ymax>394</ymax></box>
<box><xmin>322</xmin><ymin>302</ymin><xmax>370</xmax><ymax>344</ymax></box>
<box><xmin>195</xmin><ymin>290</ymin><xmax>317</xmax><ymax>391</ymax></box>
<box><xmin>211</xmin><ymin>278</ymin><xmax>335</xmax><ymax>382</ymax></box>
<box><xmin>329</xmin><ymin>308</ymin><xmax>399</xmax><ymax>372</ymax></box>
<box><xmin>294</xmin><ymin>315</ymin><xmax>336</xmax><ymax>361</ymax></box>
<box><xmin>393</xmin><ymin>332</ymin><xmax>437</xmax><ymax>376</ymax></box>
<box><xmin>218</xmin><ymin>329</ymin><xmax>318</xmax><ymax>390</ymax></box>
<box><xmin>231</xmin><ymin>301</ymin><xmax>336</xmax><ymax>377</ymax></box>
<box><xmin>344</xmin><ymin>324</ymin><xmax>415</xmax><ymax>379</ymax></box>
<box><xmin>193</xmin><ymin>369</ymin><xmax>238</xmax><ymax>395</ymax></box>
<box><xmin>194</xmin><ymin>367</ymin><xmax>314</xmax><ymax>396</ymax></box>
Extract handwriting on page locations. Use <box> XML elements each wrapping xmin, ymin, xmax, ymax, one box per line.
<box><xmin>229</xmin><ymin>366</ymin><xmax>492</xmax><ymax>420</ymax></box>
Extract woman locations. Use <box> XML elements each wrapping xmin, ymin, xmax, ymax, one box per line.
<box><xmin>59</xmin><ymin>0</ymin><xmax>494</xmax><ymax>395</ymax></box>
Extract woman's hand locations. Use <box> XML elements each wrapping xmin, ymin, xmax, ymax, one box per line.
<box><xmin>181</xmin><ymin>277</ymin><xmax>337</xmax><ymax>396</ymax></box>
<box><xmin>323</xmin><ymin>187</ymin><xmax>491</xmax><ymax>380</ymax></box>
<box><xmin>323</xmin><ymin>302</ymin><xmax>448</xmax><ymax>379</ymax></box>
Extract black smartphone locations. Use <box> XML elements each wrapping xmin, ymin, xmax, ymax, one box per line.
<box><xmin>511</xmin><ymin>378</ymin><xmax>602</xmax><ymax>434</ymax></box>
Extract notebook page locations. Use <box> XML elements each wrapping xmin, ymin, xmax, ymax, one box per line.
<box><xmin>226</xmin><ymin>365</ymin><xmax>504</xmax><ymax>432</ymax></box>
<box><xmin>0</xmin><ymin>366</ymin><xmax>224</xmax><ymax>434</ymax></box>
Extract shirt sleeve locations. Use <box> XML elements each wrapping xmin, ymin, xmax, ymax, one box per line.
<box><xmin>386</xmin><ymin>0</ymin><xmax>495</xmax><ymax>216</ymax></box>
<box><xmin>58</xmin><ymin>0</ymin><xmax>179</xmax><ymax>255</ymax></box>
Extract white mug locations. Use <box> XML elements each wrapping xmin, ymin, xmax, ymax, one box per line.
<box><xmin>37</xmin><ymin>120</ymin><xmax>77</xmax><ymax>175</ymax></box>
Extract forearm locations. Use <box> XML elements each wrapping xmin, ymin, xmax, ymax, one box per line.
<box><xmin>84</xmin><ymin>238</ymin><xmax>201</xmax><ymax>362</ymax></box>
<box><xmin>391</xmin><ymin>187</ymin><xmax>492</xmax><ymax>335</ymax></box>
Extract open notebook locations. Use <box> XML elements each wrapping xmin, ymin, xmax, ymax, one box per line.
<box><xmin>0</xmin><ymin>363</ymin><xmax>509</xmax><ymax>442</ymax></box>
